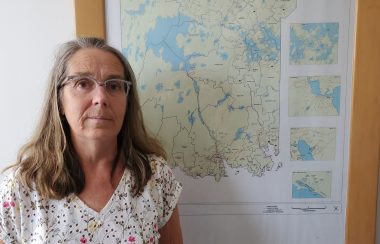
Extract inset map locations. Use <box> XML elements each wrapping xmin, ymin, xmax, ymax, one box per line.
<box><xmin>289</xmin><ymin>75</ymin><xmax>341</xmax><ymax>116</ymax></box>
<box><xmin>292</xmin><ymin>171</ymin><xmax>332</xmax><ymax>199</ymax></box>
<box><xmin>290</xmin><ymin>23</ymin><xmax>339</xmax><ymax>65</ymax></box>
<box><xmin>290</xmin><ymin>127</ymin><xmax>336</xmax><ymax>161</ymax></box>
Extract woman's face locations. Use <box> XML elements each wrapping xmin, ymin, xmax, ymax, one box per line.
<box><xmin>60</xmin><ymin>48</ymin><xmax>127</xmax><ymax>142</ymax></box>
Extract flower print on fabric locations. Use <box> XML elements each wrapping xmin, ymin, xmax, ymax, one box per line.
<box><xmin>0</xmin><ymin>155</ymin><xmax>182</xmax><ymax>244</ymax></box>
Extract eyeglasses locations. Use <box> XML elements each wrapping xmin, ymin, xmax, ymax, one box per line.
<box><xmin>60</xmin><ymin>75</ymin><xmax>132</xmax><ymax>96</ymax></box>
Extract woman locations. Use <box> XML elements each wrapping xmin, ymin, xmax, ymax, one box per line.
<box><xmin>0</xmin><ymin>38</ymin><xmax>183</xmax><ymax>243</ymax></box>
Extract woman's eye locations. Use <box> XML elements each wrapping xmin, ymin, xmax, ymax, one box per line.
<box><xmin>107</xmin><ymin>80</ymin><xmax>123</xmax><ymax>91</ymax></box>
<box><xmin>74</xmin><ymin>79</ymin><xmax>92</xmax><ymax>89</ymax></box>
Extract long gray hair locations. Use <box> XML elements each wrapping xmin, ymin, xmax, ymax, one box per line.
<box><xmin>13</xmin><ymin>37</ymin><xmax>166</xmax><ymax>199</ymax></box>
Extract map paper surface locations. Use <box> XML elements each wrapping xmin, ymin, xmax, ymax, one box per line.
<box><xmin>106</xmin><ymin>0</ymin><xmax>355</xmax><ymax>242</ymax></box>
<box><xmin>120</xmin><ymin>0</ymin><xmax>293</xmax><ymax>181</ymax></box>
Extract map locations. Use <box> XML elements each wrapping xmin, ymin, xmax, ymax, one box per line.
<box><xmin>289</xmin><ymin>75</ymin><xmax>341</xmax><ymax>116</ymax></box>
<box><xmin>290</xmin><ymin>23</ymin><xmax>339</xmax><ymax>65</ymax></box>
<box><xmin>120</xmin><ymin>0</ymin><xmax>296</xmax><ymax>180</ymax></box>
<box><xmin>113</xmin><ymin>0</ymin><xmax>353</xmax><ymax>242</ymax></box>
<box><xmin>290</xmin><ymin>127</ymin><xmax>336</xmax><ymax>161</ymax></box>
<box><xmin>292</xmin><ymin>171</ymin><xmax>332</xmax><ymax>199</ymax></box>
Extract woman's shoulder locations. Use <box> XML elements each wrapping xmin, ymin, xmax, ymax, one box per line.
<box><xmin>145</xmin><ymin>155</ymin><xmax>182</xmax><ymax>229</ymax></box>
<box><xmin>146</xmin><ymin>154</ymin><xmax>181</xmax><ymax>187</ymax></box>
<box><xmin>147</xmin><ymin>154</ymin><xmax>171</xmax><ymax>175</ymax></box>
<box><xmin>0</xmin><ymin>167</ymin><xmax>22</xmax><ymax>186</ymax></box>
<box><xmin>0</xmin><ymin>168</ymin><xmax>24</xmax><ymax>201</ymax></box>
<box><xmin>147</xmin><ymin>154</ymin><xmax>166</xmax><ymax>165</ymax></box>
<box><xmin>0</xmin><ymin>167</ymin><xmax>19</xmax><ymax>184</ymax></box>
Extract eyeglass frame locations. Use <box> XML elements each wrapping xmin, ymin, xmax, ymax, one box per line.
<box><xmin>58</xmin><ymin>75</ymin><xmax>133</xmax><ymax>96</ymax></box>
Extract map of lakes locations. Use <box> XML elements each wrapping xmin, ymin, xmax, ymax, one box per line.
<box><xmin>121</xmin><ymin>0</ymin><xmax>297</xmax><ymax>180</ymax></box>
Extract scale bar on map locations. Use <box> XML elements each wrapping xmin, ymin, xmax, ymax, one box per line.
<box><xmin>179</xmin><ymin>202</ymin><xmax>342</xmax><ymax>216</ymax></box>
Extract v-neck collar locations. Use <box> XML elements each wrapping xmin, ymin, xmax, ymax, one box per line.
<box><xmin>73</xmin><ymin>169</ymin><xmax>127</xmax><ymax>217</ymax></box>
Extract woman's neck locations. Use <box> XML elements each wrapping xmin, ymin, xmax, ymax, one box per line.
<box><xmin>71</xmin><ymin>136</ymin><xmax>118</xmax><ymax>166</ymax></box>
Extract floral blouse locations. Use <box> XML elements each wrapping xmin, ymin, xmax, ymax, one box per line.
<box><xmin>0</xmin><ymin>155</ymin><xmax>182</xmax><ymax>244</ymax></box>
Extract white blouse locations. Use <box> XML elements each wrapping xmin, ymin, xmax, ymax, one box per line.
<box><xmin>0</xmin><ymin>155</ymin><xmax>182</xmax><ymax>244</ymax></box>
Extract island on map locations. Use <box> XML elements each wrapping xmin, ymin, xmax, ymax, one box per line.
<box><xmin>290</xmin><ymin>23</ymin><xmax>339</xmax><ymax>65</ymax></box>
<box><xmin>292</xmin><ymin>171</ymin><xmax>332</xmax><ymax>199</ymax></box>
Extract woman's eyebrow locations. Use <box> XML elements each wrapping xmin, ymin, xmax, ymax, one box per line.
<box><xmin>68</xmin><ymin>71</ymin><xmax>93</xmax><ymax>77</ymax></box>
<box><xmin>106</xmin><ymin>74</ymin><xmax>125</xmax><ymax>79</ymax></box>
<box><xmin>67</xmin><ymin>72</ymin><xmax>124</xmax><ymax>79</ymax></box>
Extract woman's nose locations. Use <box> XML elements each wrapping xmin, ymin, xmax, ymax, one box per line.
<box><xmin>91</xmin><ymin>85</ymin><xmax>109</xmax><ymax>106</ymax></box>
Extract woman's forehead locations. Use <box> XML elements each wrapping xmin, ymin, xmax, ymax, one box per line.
<box><xmin>66</xmin><ymin>48</ymin><xmax>124</xmax><ymax>76</ymax></box>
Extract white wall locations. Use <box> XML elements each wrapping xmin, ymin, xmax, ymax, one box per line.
<box><xmin>0</xmin><ymin>1</ymin><xmax>75</xmax><ymax>169</ymax></box>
